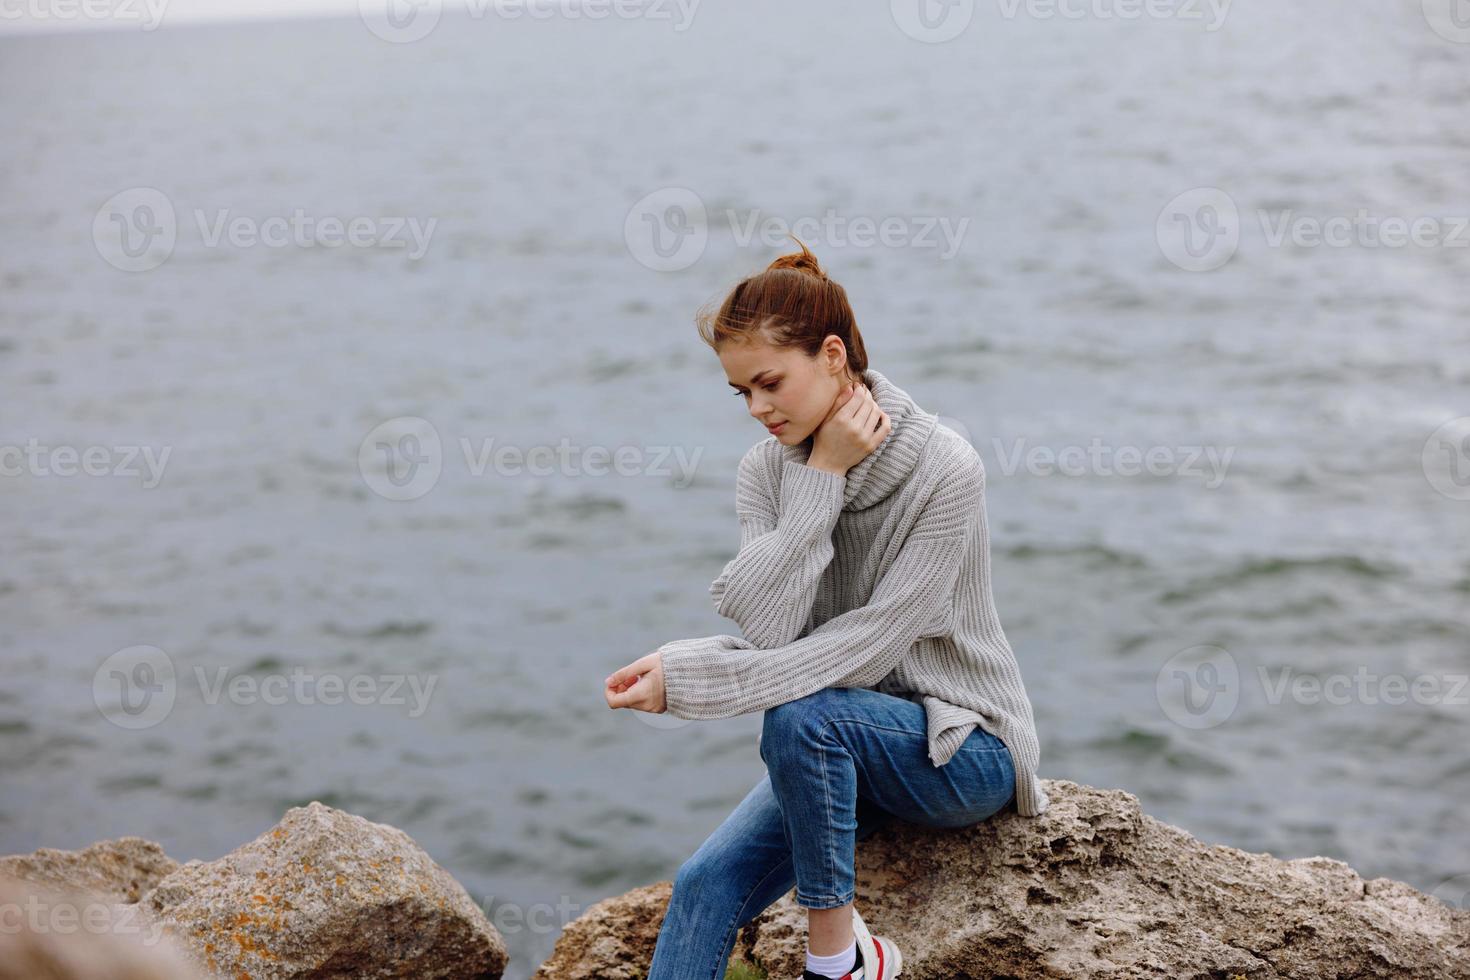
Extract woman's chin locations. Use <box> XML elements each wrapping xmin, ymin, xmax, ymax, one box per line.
<box><xmin>771</xmin><ymin>425</ymin><xmax>801</xmax><ymax>443</ymax></box>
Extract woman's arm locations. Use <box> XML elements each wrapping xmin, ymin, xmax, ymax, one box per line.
<box><xmin>664</xmin><ymin>450</ymin><xmax>983</xmax><ymax>719</ymax></box>
<box><xmin>707</xmin><ymin>443</ymin><xmax>847</xmax><ymax>648</ymax></box>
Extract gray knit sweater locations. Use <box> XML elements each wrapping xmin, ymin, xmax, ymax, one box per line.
<box><xmin>658</xmin><ymin>367</ymin><xmax>1048</xmax><ymax>817</ymax></box>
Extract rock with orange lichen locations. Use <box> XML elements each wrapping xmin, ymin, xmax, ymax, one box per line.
<box><xmin>142</xmin><ymin>801</ymin><xmax>507</xmax><ymax>979</ymax></box>
<box><xmin>0</xmin><ymin>836</ymin><xmax>179</xmax><ymax>905</ymax></box>
<box><xmin>534</xmin><ymin>779</ymin><xmax>1470</xmax><ymax>980</ymax></box>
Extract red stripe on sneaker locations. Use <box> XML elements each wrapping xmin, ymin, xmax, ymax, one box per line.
<box><xmin>872</xmin><ymin>941</ymin><xmax>884</xmax><ymax>978</ymax></box>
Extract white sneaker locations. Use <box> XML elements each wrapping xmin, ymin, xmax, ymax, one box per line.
<box><xmin>848</xmin><ymin>906</ymin><xmax>903</xmax><ymax>979</ymax></box>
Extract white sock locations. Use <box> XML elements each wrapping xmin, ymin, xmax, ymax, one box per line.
<box><xmin>805</xmin><ymin>938</ymin><xmax>857</xmax><ymax>978</ymax></box>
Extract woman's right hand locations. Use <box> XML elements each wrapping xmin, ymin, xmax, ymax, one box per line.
<box><xmin>808</xmin><ymin>380</ymin><xmax>890</xmax><ymax>476</ymax></box>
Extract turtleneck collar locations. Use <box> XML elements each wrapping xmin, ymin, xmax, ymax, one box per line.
<box><xmin>781</xmin><ymin>367</ymin><xmax>938</xmax><ymax>511</ymax></box>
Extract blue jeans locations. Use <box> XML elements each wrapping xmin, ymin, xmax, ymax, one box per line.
<box><xmin>646</xmin><ymin>686</ymin><xmax>1016</xmax><ymax>980</ymax></box>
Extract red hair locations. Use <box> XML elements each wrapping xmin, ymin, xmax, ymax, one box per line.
<box><xmin>695</xmin><ymin>236</ymin><xmax>870</xmax><ymax>381</ymax></box>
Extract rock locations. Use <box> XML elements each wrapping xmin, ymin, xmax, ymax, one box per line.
<box><xmin>527</xmin><ymin>881</ymin><xmax>758</xmax><ymax>980</ymax></box>
<box><xmin>0</xmin><ymin>874</ymin><xmax>202</xmax><ymax>980</ymax></box>
<box><xmin>528</xmin><ymin>882</ymin><xmax>670</xmax><ymax>980</ymax></box>
<box><xmin>142</xmin><ymin>801</ymin><xmax>508</xmax><ymax>979</ymax></box>
<box><xmin>533</xmin><ymin>779</ymin><xmax>1470</xmax><ymax>979</ymax></box>
<box><xmin>0</xmin><ymin>836</ymin><xmax>179</xmax><ymax>904</ymax></box>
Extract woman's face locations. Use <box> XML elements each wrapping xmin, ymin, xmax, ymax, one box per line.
<box><xmin>719</xmin><ymin>338</ymin><xmax>852</xmax><ymax>445</ymax></box>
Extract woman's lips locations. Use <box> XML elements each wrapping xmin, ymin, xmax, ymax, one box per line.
<box><xmin>766</xmin><ymin>421</ymin><xmax>786</xmax><ymax>434</ymax></box>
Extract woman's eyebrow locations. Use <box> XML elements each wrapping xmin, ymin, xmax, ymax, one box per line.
<box><xmin>728</xmin><ymin>370</ymin><xmax>777</xmax><ymax>389</ymax></box>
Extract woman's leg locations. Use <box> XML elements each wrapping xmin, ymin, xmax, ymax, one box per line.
<box><xmin>647</xmin><ymin>769</ymin><xmax>894</xmax><ymax>980</ymax></box>
<box><xmin>760</xmin><ymin>686</ymin><xmax>1016</xmax><ymax>917</ymax></box>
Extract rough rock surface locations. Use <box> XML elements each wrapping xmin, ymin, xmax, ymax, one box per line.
<box><xmin>143</xmin><ymin>801</ymin><xmax>508</xmax><ymax>979</ymax></box>
<box><xmin>534</xmin><ymin>779</ymin><xmax>1470</xmax><ymax>979</ymax></box>
<box><xmin>0</xmin><ymin>836</ymin><xmax>179</xmax><ymax>904</ymax></box>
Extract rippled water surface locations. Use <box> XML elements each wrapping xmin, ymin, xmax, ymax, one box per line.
<box><xmin>2</xmin><ymin>3</ymin><xmax>1468</xmax><ymax>975</ymax></box>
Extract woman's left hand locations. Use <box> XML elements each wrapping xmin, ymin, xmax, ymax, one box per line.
<box><xmin>604</xmin><ymin>651</ymin><xmax>667</xmax><ymax>713</ymax></box>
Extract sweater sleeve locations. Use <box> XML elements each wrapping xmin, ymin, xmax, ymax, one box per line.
<box><xmin>662</xmin><ymin>451</ymin><xmax>982</xmax><ymax>720</ymax></box>
<box><xmin>707</xmin><ymin>446</ymin><xmax>847</xmax><ymax>649</ymax></box>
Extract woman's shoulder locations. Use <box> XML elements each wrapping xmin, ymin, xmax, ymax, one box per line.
<box><xmin>918</xmin><ymin>420</ymin><xmax>985</xmax><ymax>492</ymax></box>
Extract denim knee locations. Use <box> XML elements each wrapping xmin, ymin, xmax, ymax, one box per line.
<box><xmin>762</xmin><ymin>688</ymin><xmax>846</xmax><ymax>763</ymax></box>
<box><xmin>674</xmin><ymin>849</ymin><xmax>715</xmax><ymax>891</ymax></box>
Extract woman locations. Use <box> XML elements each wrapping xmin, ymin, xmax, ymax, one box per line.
<box><xmin>604</xmin><ymin>239</ymin><xmax>1048</xmax><ymax>980</ymax></box>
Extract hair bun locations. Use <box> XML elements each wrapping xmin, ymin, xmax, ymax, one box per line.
<box><xmin>766</xmin><ymin>236</ymin><xmax>827</xmax><ymax>280</ymax></box>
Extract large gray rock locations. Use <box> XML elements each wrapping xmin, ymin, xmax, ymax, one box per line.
<box><xmin>143</xmin><ymin>801</ymin><xmax>508</xmax><ymax>979</ymax></box>
<box><xmin>534</xmin><ymin>779</ymin><xmax>1470</xmax><ymax>979</ymax></box>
